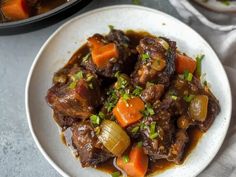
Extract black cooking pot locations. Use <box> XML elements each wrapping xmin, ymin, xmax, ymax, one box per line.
<box><xmin>0</xmin><ymin>0</ymin><xmax>92</xmax><ymax>35</ymax></box>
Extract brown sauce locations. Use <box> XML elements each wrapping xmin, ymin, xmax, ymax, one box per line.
<box><xmin>58</xmin><ymin>30</ymin><xmax>205</xmax><ymax>176</ymax></box>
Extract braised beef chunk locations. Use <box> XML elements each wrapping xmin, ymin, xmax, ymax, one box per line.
<box><xmin>53</xmin><ymin>111</ymin><xmax>78</xmax><ymax>129</ymax></box>
<box><xmin>82</xmin><ymin>29</ymin><xmax>135</xmax><ymax>78</ymax></box>
<box><xmin>46</xmin><ymin>66</ymin><xmax>102</xmax><ymax>119</ymax></box>
<box><xmin>71</xmin><ymin>122</ymin><xmax>112</xmax><ymax>167</ymax></box>
<box><xmin>131</xmin><ymin>37</ymin><xmax>176</xmax><ymax>87</ymax></box>
<box><xmin>141</xmin><ymin>84</ymin><xmax>165</xmax><ymax>104</ymax></box>
<box><xmin>168</xmin><ymin>130</ymin><xmax>189</xmax><ymax>164</ymax></box>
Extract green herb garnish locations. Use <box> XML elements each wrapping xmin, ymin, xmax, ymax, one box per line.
<box><xmin>82</xmin><ymin>53</ymin><xmax>91</xmax><ymax>63</ymax></box>
<box><xmin>123</xmin><ymin>155</ymin><xmax>130</xmax><ymax>163</ymax></box>
<box><xmin>150</xmin><ymin>122</ymin><xmax>156</xmax><ymax>134</ymax></box>
<box><xmin>196</xmin><ymin>54</ymin><xmax>205</xmax><ymax>76</ymax></box>
<box><xmin>111</xmin><ymin>171</ymin><xmax>121</xmax><ymax>177</ymax></box>
<box><xmin>141</xmin><ymin>53</ymin><xmax>150</xmax><ymax>61</ymax></box>
<box><xmin>90</xmin><ymin>114</ymin><xmax>100</xmax><ymax>125</ymax></box>
<box><xmin>142</xmin><ymin>103</ymin><xmax>155</xmax><ymax>117</ymax></box>
<box><xmin>183</xmin><ymin>94</ymin><xmax>195</xmax><ymax>102</ymax></box>
<box><xmin>171</xmin><ymin>95</ymin><xmax>178</xmax><ymax>100</ymax></box>
<box><xmin>108</xmin><ymin>25</ymin><xmax>114</xmax><ymax>31</ymax></box>
<box><xmin>132</xmin><ymin>86</ymin><xmax>143</xmax><ymax>96</ymax></box>
<box><xmin>137</xmin><ymin>141</ymin><xmax>143</xmax><ymax>148</ymax></box>
<box><xmin>74</xmin><ymin>71</ymin><xmax>83</xmax><ymax>80</ymax></box>
<box><xmin>68</xmin><ymin>81</ymin><xmax>77</xmax><ymax>89</ymax></box>
<box><xmin>150</xmin><ymin>132</ymin><xmax>159</xmax><ymax>139</ymax></box>
<box><xmin>131</xmin><ymin>126</ymin><xmax>140</xmax><ymax>134</ymax></box>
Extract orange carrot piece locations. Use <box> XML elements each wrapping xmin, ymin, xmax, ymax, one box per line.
<box><xmin>113</xmin><ymin>97</ymin><xmax>145</xmax><ymax>127</ymax></box>
<box><xmin>91</xmin><ymin>43</ymin><xmax>119</xmax><ymax>68</ymax></box>
<box><xmin>175</xmin><ymin>53</ymin><xmax>197</xmax><ymax>74</ymax></box>
<box><xmin>117</xmin><ymin>145</ymin><xmax>148</xmax><ymax>177</ymax></box>
<box><xmin>1</xmin><ymin>0</ymin><xmax>29</xmax><ymax>20</ymax></box>
<box><xmin>87</xmin><ymin>36</ymin><xmax>104</xmax><ymax>49</ymax></box>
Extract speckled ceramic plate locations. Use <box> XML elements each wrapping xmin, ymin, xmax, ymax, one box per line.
<box><xmin>25</xmin><ymin>5</ymin><xmax>232</xmax><ymax>177</ymax></box>
<box><xmin>193</xmin><ymin>0</ymin><xmax>236</xmax><ymax>12</ymax></box>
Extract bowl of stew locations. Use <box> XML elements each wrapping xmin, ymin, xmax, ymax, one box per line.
<box><xmin>25</xmin><ymin>5</ymin><xmax>232</xmax><ymax>177</ymax></box>
<box><xmin>0</xmin><ymin>0</ymin><xmax>92</xmax><ymax>35</ymax></box>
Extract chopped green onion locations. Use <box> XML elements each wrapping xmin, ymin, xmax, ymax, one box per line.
<box><xmin>111</xmin><ymin>171</ymin><xmax>121</xmax><ymax>177</ymax></box>
<box><xmin>68</xmin><ymin>81</ymin><xmax>77</xmax><ymax>89</ymax></box>
<box><xmin>88</xmin><ymin>83</ymin><xmax>93</xmax><ymax>89</ymax></box>
<box><xmin>98</xmin><ymin>112</ymin><xmax>105</xmax><ymax>119</ymax></box>
<box><xmin>150</xmin><ymin>132</ymin><xmax>159</xmax><ymax>139</ymax></box>
<box><xmin>86</xmin><ymin>74</ymin><xmax>94</xmax><ymax>82</ymax></box>
<box><xmin>123</xmin><ymin>155</ymin><xmax>129</xmax><ymax>163</ymax></box>
<box><xmin>171</xmin><ymin>95</ymin><xmax>178</xmax><ymax>100</ymax></box>
<box><xmin>140</xmin><ymin>122</ymin><xmax>145</xmax><ymax>130</ymax></box>
<box><xmin>131</xmin><ymin>126</ymin><xmax>140</xmax><ymax>134</ymax></box>
<box><xmin>150</xmin><ymin>122</ymin><xmax>156</xmax><ymax>134</ymax></box>
<box><xmin>147</xmin><ymin>105</ymin><xmax>155</xmax><ymax>116</ymax></box>
<box><xmin>141</xmin><ymin>53</ymin><xmax>150</xmax><ymax>61</ymax></box>
<box><xmin>108</xmin><ymin>25</ymin><xmax>114</xmax><ymax>31</ymax></box>
<box><xmin>122</xmin><ymin>93</ymin><xmax>130</xmax><ymax>101</ymax></box>
<box><xmin>90</xmin><ymin>115</ymin><xmax>100</xmax><ymax>125</ymax></box>
<box><xmin>186</xmin><ymin>73</ymin><xmax>193</xmax><ymax>81</ymax></box>
<box><xmin>82</xmin><ymin>53</ymin><xmax>90</xmax><ymax>63</ymax></box>
<box><xmin>183</xmin><ymin>94</ymin><xmax>195</xmax><ymax>102</ymax></box>
<box><xmin>137</xmin><ymin>141</ymin><xmax>143</xmax><ymax>148</ymax></box>
<box><xmin>203</xmin><ymin>80</ymin><xmax>208</xmax><ymax>86</ymax></box>
<box><xmin>75</xmin><ymin>71</ymin><xmax>83</xmax><ymax>80</ymax></box>
<box><xmin>196</xmin><ymin>54</ymin><xmax>205</xmax><ymax>76</ymax></box>
<box><xmin>183</xmin><ymin>70</ymin><xmax>189</xmax><ymax>79</ymax></box>
<box><xmin>132</xmin><ymin>86</ymin><xmax>143</xmax><ymax>96</ymax></box>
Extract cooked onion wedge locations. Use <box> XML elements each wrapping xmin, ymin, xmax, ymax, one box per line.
<box><xmin>98</xmin><ymin>120</ymin><xmax>130</xmax><ymax>156</ymax></box>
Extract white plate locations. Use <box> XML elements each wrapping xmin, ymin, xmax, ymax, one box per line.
<box><xmin>25</xmin><ymin>5</ymin><xmax>232</xmax><ymax>177</ymax></box>
<box><xmin>193</xmin><ymin>0</ymin><xmax>236</xmax><ymax>12</ymax></box>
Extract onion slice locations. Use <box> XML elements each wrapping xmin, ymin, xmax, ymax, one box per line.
<box><xmin>98</xmin><ymin>120</ymin><xmax>130</xmax><ymax>156</ymax></box>
<box><xmin>113</xmin><ymin>157</ymin><xmax>127</xmax><ymax>177</ymax></box>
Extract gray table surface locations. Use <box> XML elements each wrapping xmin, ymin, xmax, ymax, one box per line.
<box><xmin>0</xmin><ymin>0</ymin><xmax>192</xmax><ymax>176</ymax></box>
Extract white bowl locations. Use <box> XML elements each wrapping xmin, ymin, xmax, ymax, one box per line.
<box><xmin>25</xmin><ymin>5</ymin><xmax>232</xmax><ymax>177</ymax></box>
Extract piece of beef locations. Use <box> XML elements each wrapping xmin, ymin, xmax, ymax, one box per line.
<box><xmin>141</xmin><ymin>111</ymin><xmax>175</xmax><ymax>161</ymax></box>
<box><xmin>141</xmin><ymin>84</ymin><xmax>165</xmax><ymax>104</ymax></box>
<box><xmin>53</xmin><ymin>110</ymin><xmax>78</xmax><ymax>130</ymax></box>
<box><xmin>81</xmin><ymin>29</ymin><xmax>136</xmax><ymax>78</ymax></box>
<box><xmin>131</xmin><ymin>37</ymin><xmax>176</xmax><ymax>87</ymax></box>
<box><xmin>71</xmin><ymin>121</ymin><xmax>112</xmax><ymax>167</ymax></box>
<box><xmin>167</xmin><ymin>129</ymin><xmax>189</xmax><ymax>164</ymax></box>
<box><xmin>46</xmin><ymin>66</ymin><xmax>102</xmax><ymax>119</ymax></box>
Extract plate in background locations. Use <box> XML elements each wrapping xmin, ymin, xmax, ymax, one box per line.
<box><xmin>25</xmin><ymin>5</ymin><xmax>232</xmax><ymax>177</ymax></box>
<box><xmin>0</xmin><ymin>0</ymin><xmax>92</xmax><ymax>35</ymax></box>
<box><xmin>193</xmin><ymin>0</ymin><xmax>236</xmax><ymax>12</ymax></box>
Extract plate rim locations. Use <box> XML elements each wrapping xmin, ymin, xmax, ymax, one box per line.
<box><xmin>25</xmin><ymin>4</ymin><xmax>232</xmax><ymax>177</ymax></box>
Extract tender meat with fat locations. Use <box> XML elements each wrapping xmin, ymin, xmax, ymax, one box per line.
<box><xmin>53</xmin><ymin>110</ymin><xmax>78</xmax><ymax>130</ymax></box>
<box><xmin>141</xmin><ymin>111</ymin><xmax>175</xmax><ymax>161</ymax></box>
<box><xmin>141</xmin><ymin>84</ymin><xmax>165</xmax><ymax>104</ymax></box>
<box><xmin>71</xmin><ymin>121</ymin><xmax>112</xmax><ymax>167</ymax></box>
<box><xmin>46</xmin><ymin>66</ymin><xmax>102</xmax><ymax>119</ymax></box>
<box><xmin>167</xmin><ymin>129</ymin><xmax>189</xmax><ymax>164</ymax></box>
<box><xmin>131</xmin><ymin>37</ymin><xmax>176</xmax><ymax>87</ymax></box>
<box><xmin>81</xmin><ymin>29</ymin><xmax>135</xmax><ymax>77</ymax></box>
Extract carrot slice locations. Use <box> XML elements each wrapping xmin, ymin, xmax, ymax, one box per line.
<box><xmin>91</xmin><ymin>43</ymin><xmax>119</xmax><ymax>68</ymax></box>
<box><xmin>1</xmin><ymin>0</ymin><xmax>29</xmax><ymax>20</ymax></box>
<box><xmin>175</xmin><ymin>53</ymin><xmax>197</xmax><ymax>74</ymax></box>
<box><xmin>87</xmin><ymin>36</ymin><xmax>104</xmax><ymax>49</ymax></box>
<box><xmin>117</xmin><ymin>144</ymin><xmax>148</xmax><ymax>177</ymax></box>
<box><xmin>113</xmin><ymin>97</ymin><xmax>145</xmax><ymax>127</ymax></box>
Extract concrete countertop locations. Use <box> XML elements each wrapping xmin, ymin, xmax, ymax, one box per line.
<box><xmin>0</xmin><ymin>1</ymin><xmax>180</xmax><ymax>176</ymax></box>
